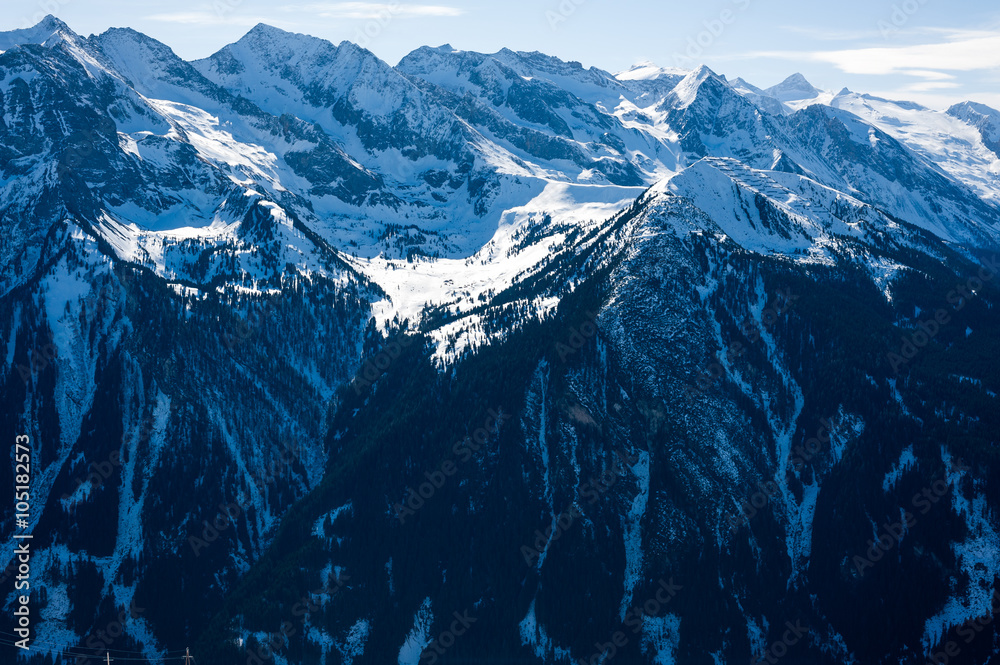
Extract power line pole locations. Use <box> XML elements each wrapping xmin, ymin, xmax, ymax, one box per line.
<box><xmin>185</xmin><ymin>646</ymin><xmax>192</xmax><ymax>665</ymax></box>
<box><xmin>106</xmin><ymin>653</ymin><xmax>112</xmax><ymax>665</ymax></box>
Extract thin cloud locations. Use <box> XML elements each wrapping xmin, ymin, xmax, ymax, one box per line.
<box><xmin>899</xmin><ymin>81</ymin><xmax>961</xmax><ymax>93</ymax></box>
<box><xmin>898</xmin><ymin>70</ymin><xmax>956</xmax><ymax>81</ymax></box>
<box><xmin>748</xmin><ymin>31</ymin><xmax>1000</xmax><ymax>76</ymax></box>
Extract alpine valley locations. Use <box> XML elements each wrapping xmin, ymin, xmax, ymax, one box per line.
<box><xmin>2</xmin><ymin>14</ymin><xmax>1000</xmax><ymax>665</ymax></box>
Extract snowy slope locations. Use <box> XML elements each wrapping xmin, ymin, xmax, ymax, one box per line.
<box><xmin>831</xmin><ymin>91</ymin><xmax>1000</xmax><ymax>202</ymax></box>
<box><xmin>729</xmin><ymin>76</ymin><xmax>791</xmax><ymax>117</ymax></box>
<box><xmin>0</xmin><ymin>14</ymin><xmax>74</xmax><ymax>50</ymax></box>
<box><xmin>948</xmin><ymin>100</ymin><xmax>1000</xmax><ymax>158</ymax></box>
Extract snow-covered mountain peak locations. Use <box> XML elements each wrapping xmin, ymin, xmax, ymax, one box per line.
<box><xmin>483</xmin><ymin>47</ymin><xmax>631</xmax><ymax>101</ymax></box>
<box><xmin>729</xmin><ymin>76</ymin><xmax>791</xmax><ymax>116</ymax></box>
<box><xmin>90</xmin><ymin>27</ymin><xmax>196</xmax><ymax>90</ymax></box>
<box><xmin>237</xmin><ymin>22</ymin><xmax>337</xmax><ymax>61</ymax></box>
<box><xmin>205</xmin><ymin>21</ymin><xmax>379</xmax><ymax>81</ymax></box>
<box><xmin>0</xmin><ymin>14</ymin><xmax>76</xmax><ymax>51</ymax></box>
<box><xmin>495</xmin><ymin>48</ymin><xmax>592</xmax><ymax>74</ymax></box>
<box><xmin>765</xmin><ymin>72</ymin><xmax>821</xmax><ymax>102</ymax></box>
<box><xmin>610</xmin><ymin>61</ymin><xmax>689</xmax><ymax>105</ymax></box>
<box><xmin>616</xmin><ymin>60</ymin><xmax>689</xmax><ymax>81</ymax></box>
<box><xmin>950</xmin><ymin>100</ymin><xmax>1000</xmax><ymax>118</ymax></box>
<box><xmin>193</xmin><ymin>22</ymin><xmax>405</xmax><ymax>126</ymax></box>
<box><xmin>244</xmin><ymin>21</ymin><xmax>307</xmax><ymax>43</ymax></box>
<box><xmin>662</xmin><ymin>64</ymin><xmax>727</xmax><ymax>110</ymax></box>
<box><xmin>398</xmin><ymin>44</ymin><xmax>605</xmax><ymax>95</ymax></box>
<box><xmin>948</xmin><ymin>101</ymin><xmax>1000</xmax><ymax>156</ymax></box>
<box><xmin>92</xmin><ymin>25</ymin><xmax>184</xmax><ymax>61</ymax></box>
<box><xmin>201</xmin><ymin>22</ymin><xmax>389</xmax><ymax>85</ymax></box>
<box><xmin>827</xmin><ymin>91</ymin><xmax>1000</xmax><ymax>202</ymax></box>
<box><xmin>690</xmin><ymin>63</ymin><xmax>722</xmax><ymax>80</ymax></box>
<box><xmin>397</xmin><ymin>44</ymin><xmax>636</xmax><ymax>123</ymax></box>
<box><xmin>396</xmin><ymin>43</ymin><xmax>486</xmax><ymax>78</ymax></box>
<box><xmin>729</xmin><ymin>77</ymin><xmax>761</xmax><ymax>93</ymax></box>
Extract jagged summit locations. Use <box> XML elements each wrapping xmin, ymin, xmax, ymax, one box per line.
<box><xmin>201</xmin><ymin>21</ymin><xmax>387</xmax><ymax>73</ymax></box>
<box><xmin>245</xmin><ymin>21</ymin><xmax>294</xmax><ymax>38</ymax></box>
<box><xmin>728</xmin><ymin>76</ymin><xmax>791</xmax><ymax>117</ymax></box>
<box><xmin>952</xmin><ymin>100</ymin><xmax>998</xmax><ymax>112</ymax></box>
<box><xmin>948</xmin><ymin>100</ymin><xmax>1000</xmax><ymax>122</ymax></box>
<box><xmin>765</xmin><ymin>72</ymin><xmax>821</xmax><ymax>102</ymax></box>
<box><xmin>92</xmin><ymin>26</ymin><xmax>186</xmax><ymax>64</ymax></box>
<box><xmin>242</xmin><ymin>21</ymin><xmax>328</xmax><ymax>47</ymax></box>
<box><xmin>730</xmin><ymin>76</ymin><xmax>764</xmax><ymax>94</ymax></box>
<box><xmin>0</xmin><ymin>14</ymin><xmax>76</xmax><ymax>50</ymax></box>
<box><xmin>616</xmin><ymin>60</ymin><xmax>689</xmax><ymax>81</ymax></box>
<box><xmin>690</xmin><ymin>63</ymin><xmax>721</xmax><ymax>79</ymax></box>
<box><xmin>947</xmin><ymin>100</ymin><xmax>1000</xmax><ymax>155</ymax></box>
<box><xmin>661</xmin><ymin>64</ymin><xmax>729</xmax><ymax>110</ymax></box>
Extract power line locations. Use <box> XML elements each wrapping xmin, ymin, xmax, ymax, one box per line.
<box><xmin>0</xmin><ymin>635</ymin><xmax>188</xmax><ymax>661</ymax></box>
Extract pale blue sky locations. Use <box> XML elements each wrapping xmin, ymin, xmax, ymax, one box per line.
<box><xmin>9</xmin><ymin>0</ymin><xmax>1000</xmax><ymax>109</ymax></box>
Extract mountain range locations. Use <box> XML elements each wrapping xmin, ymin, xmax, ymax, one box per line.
<box><xmin>2</xmin><ymin>15</ymin><xmax>1000</xmax><ymax>665</ymax></box>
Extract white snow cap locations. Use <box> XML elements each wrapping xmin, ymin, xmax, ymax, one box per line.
<box><xmin>0</xmin><ymin>14</ymin><xmax>75</xmax><ymax>51</ymax></box>
<box><xmin>616</xmin><ymin>60</ymin><xmax>689</xmax><ymax>81</ymax></box>
<box><xmin>764</xmin><ymin>73</ymin><xmax>821</xmax><ymax>103</ymax></box>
